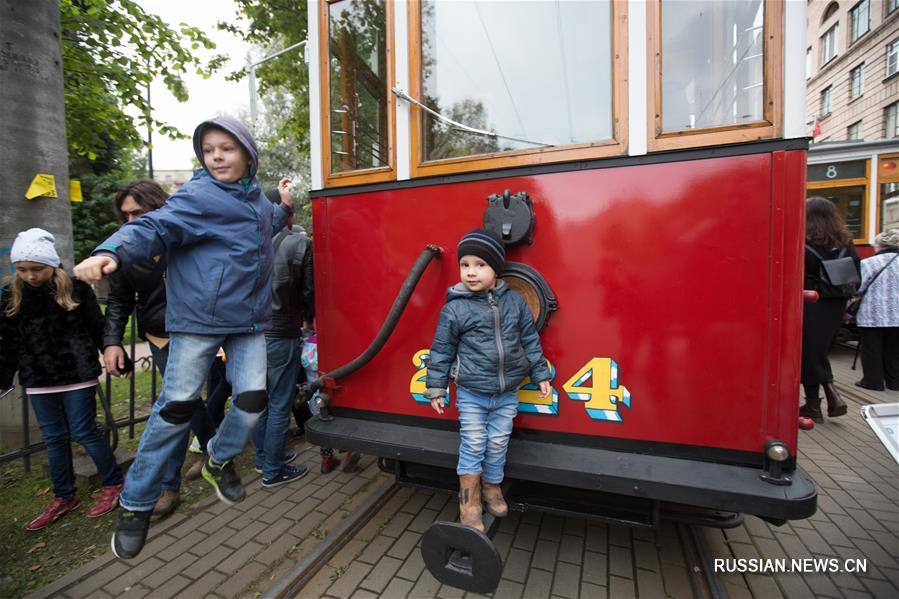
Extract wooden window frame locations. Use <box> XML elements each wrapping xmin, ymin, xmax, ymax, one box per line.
<box><xmin>406</xmin><ymin>0</ymin><xmax>628</xmax><ymax>178</ymax></box>
<box><xmin>807</xmin><ymin>160</ymin><xmax>870</xmax><ymax>244</ymax></box>
<box><xmin>318</xmin><ymin>0</ymin><xmax>397</xmax><ymax>188</ymax></box>
<box><xmin>821</xmin><ymin>23</ymin><xmax>839</xmax><ymax>65</ymax></box>
<box><xmin>876</xmin><ymin>153</ymin><xmax>899</xmax><ymax>235</ymax></box>
<box><xmin>849</xmin><ymin>63</ymin><xmax>864</xmax><ymax>100</ymax></box>
<box><xmin>849</xmin><ymin>0</ymin><xmax>870</xmax><ymax>46</ymax></box>
<box><xmin>646</xmin><ymin>0</ymin><xmax>783</xmax><ymax>152</ymax></box>
<box><xmin>846</xmin><ymin>120</ymin><xmax>862</xmax><ymax>140</ymax></box>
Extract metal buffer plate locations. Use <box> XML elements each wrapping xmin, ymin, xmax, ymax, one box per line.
<box><xmin>421</xmin><ymin>520</ymin><xmax>502</xmax><ymax>594</ymax></box>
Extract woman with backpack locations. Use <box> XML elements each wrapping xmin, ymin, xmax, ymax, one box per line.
<box><xmin>855</xmin><ymin>229</ymin><xmax>899</xmax><ymax>392</ymax></box>
<box><xmin>800</xmin><ymin>197</ymin><xmax>861</xmax><ymax>423</ymax></box>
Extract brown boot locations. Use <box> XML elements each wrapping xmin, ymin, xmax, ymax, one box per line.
<box><xmin>823</xmin><ymin>383</ymin><xmax>847</xmax><ymax>418</ymax></box>
<box><xmin>482</xmin><ymin>481</ymin><xmax>508</xmax><ymax>517</ymax></box>
<box><xmin>459</xmin><ymin>474</ymin><xmax>484</xmax><ymax>533</ymax></box>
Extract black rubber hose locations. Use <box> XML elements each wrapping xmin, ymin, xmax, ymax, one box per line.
<box><xmin>306</xmin><ymin>244</ymin><xmax>443</xmax><ymax>396</ymax></box>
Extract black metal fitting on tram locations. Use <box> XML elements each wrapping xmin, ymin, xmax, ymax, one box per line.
<box><xmin>294</xmin><ymin>244</ymin><xmax>444</xmax><ymax>420</ymax></box>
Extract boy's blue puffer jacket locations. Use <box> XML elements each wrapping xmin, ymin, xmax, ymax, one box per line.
<box><xmin>94</xmin><ymin>170</ymin><xmax>288</xmax><ymax>335</ymax></box>
<box><xmin>426</xmin><ymin>280</ymin><xmax>551</xmax><ymax>395</ymax></box>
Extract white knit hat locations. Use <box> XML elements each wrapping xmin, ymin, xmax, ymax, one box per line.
<box><xmin>10</xmin><ymin>228</ymin><xmax>61</xmax><ymax>268</ymax></box>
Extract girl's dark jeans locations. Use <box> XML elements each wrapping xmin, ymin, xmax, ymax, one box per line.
<box><xmin>29</xmin><ymin>385</ymin><xmax>123</xmax><ymax>499</ymax></box>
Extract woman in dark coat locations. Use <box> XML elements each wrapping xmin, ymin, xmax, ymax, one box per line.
<box><xmin>800</xmin><ymin>197</ymin><xmax>861</xmax><ymax>422</ymax></box>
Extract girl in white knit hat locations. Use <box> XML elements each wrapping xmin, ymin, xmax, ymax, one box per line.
<box><xmin>0</xmin><ymin>228</ymin><xmax>123</xmax><ymax>531</ymax></box>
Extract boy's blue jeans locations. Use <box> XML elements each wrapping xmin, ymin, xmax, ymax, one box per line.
<box><xmin>120</xmin><ymin>332</ymin><xmax>267</xmax><ymax>512</ymax></box>
<box><xmin>456</xmin><ymin>387</ymin><xmax>519</xmax><ymax>484</ymax></box>
<box><xmin>29</xmin><ymin>385</ymin><xmax>123</xmax><ymax>500</ymax></box>
<box><xmin>253</xmin><ymin>336</ymin><xmax>301</xmax><ymax>480</ymax></box>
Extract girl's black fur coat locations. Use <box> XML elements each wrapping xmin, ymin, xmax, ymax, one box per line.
<box><xmin>0</xmin><ymin>279</ymin><xmax>103</xmax><ymax>389</ymax></box>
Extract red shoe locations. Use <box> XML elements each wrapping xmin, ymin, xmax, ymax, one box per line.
<box><xmin>321</xmin><ymin>454</ymin><xmax>339</xmax><ymax>473</ymax></box>
<box><xmin>87</xmin><ymin>483</ymin><xmax>123</xmax><ymax>518</ymax></box>
<box><xmin>26</xmin><ymin>496</ymin><xmax>80</xmax><ymax>532</ymax></box>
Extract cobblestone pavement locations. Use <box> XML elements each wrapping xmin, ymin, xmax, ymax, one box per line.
<box><xmin>31</xmin><ymin>347</ymin><xmax>898</xmax><ymax>598</ymax></box>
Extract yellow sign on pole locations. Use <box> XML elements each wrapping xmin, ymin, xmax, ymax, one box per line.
<box><xmin>69</xmin><ymin>180</ymin><xmax>83</xmax><ymax>202</ymax></box>
<box><xmin>25</xmin><ymin>174</ymin><xmax>57</xmax><ymax>200</ymax></box>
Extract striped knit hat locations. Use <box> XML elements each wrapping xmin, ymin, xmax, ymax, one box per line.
<box><xmin>457</xmin><ymin>228</ymin><xmax>505</xmax><ymax>275</ymax></box>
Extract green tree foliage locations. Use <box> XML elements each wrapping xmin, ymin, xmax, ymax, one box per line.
<box><xmin>221</xmin><ymin>1</ymin><xmax>310</xmax><ymax>154</ymax></box>
<box><xmin>60</xmin><ymin>0</ymin><xmax>223</xmax><ymax>159</ymax></box>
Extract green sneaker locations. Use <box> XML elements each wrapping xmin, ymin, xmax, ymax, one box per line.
<box><xmin>202</xmin><ymin>457</ymin><xmax>245</xmax><ymax>505</ymax></box>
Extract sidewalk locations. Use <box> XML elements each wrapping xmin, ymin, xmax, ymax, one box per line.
<box><xmin>29</xmin><ymin>346</ymin><xmax>898</xmax><ymax>599</ymax></box>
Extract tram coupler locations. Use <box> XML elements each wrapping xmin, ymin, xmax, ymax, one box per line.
<box><xmin>421</xmin><ymin>515</ymin><xmax>503</xmax><ymax>594</ymax></box>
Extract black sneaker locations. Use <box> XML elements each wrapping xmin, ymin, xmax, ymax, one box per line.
<box><xmin>111</xmin><ymin>508</ymin><xmax>152</xmax><ymax>560</ymax></box>
<box><xmin>202</xmin><ymin>458</ymin><xmax>245</xmax><ymax>504</ymax></box>
<box><xmin>262</xmin><ymin>464</ymin><xmax>309</xmax><ymax>488</ymax></box>
<box><xmin>254</xmin><ymin>451</ymin><xmax>298</xmax><ymax>474</ymax></box>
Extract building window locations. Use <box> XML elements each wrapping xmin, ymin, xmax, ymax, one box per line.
<box><xmin>849</xmin><ymin>63</ymin><xmax>865</xmax><ymax>99</ymax></box>
<box><xmin>822</xmin><ymin>2</ymin><xmax>840</xmax><ymax>22</ymax></box>
<box><xmin>887</xmin><ymin>39</ymin><xmax>899</xmax><ymax>78</ymax></box>
<box><xmin>847</xmin><ymin>121</ymin><xmax>862</xmax><ymax>140</ymax></box>
<box><xmin>849</xmin><ymin>1</ymin><xmax>870</xmax><ymax>44</ymax></box>
<box><xmin>807</xmin><ymin>47</ymin><xmax>813</xmax><ymax>79</ymax></box>
<box><xmin>821</xmin><ymin>87</ymin><xmax>832</xmax><ymax>116</ymax></box>
<box><xmin>889</xmin><ymin>0</ymin><xmax>899</xmax><ymax>16</ymax></box>
<box><xmin>886</xmin><ymin>102</ymin><xmax>899</xmax><ymax>137</ymax></box>
<box><xmin>821</xmin><ymin>25</ymin><xmax>839</xmax><ymax>65</ymax></box>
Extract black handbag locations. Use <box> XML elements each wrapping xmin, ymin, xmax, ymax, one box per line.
<box><xmin>806</xmin><ymin>245</ymin><xmax>860</xmax><ymax>297</ymax></box>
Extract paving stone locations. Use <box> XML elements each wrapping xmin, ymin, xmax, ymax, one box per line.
<box><xmin>660</xmin><ymin>563</ymin><xmax>692</xmax><ymax>599</ymax></box>
<box><xmin>156</xmin><ymin>529</ymin><xmax>208</xmax><ymax>562</ymax></box>
<box><xmin>581</xmin><ymin>550</ymin><xmax>608</xmax><ymax>586</ymax></box>
<box><xmin>387</xmin><ymin>530</ymin><xmax>422</xmax><ymax>561</ymax></box>
<box><xmin>551</xmin><ymin>561</ymin><xmax>580</xmax><ymax>599</ymax></box>
<box><xmin>397</xmin><ymin>546</ymin><xmax>427</xmax><ymax>582</ymax></box>
<box><xmin>222</xmin><ymin>520</ymin><xmax>267</xmax><ymax>549</ymax></box>
<box><xmin>860</xmin><ymin>576</ymin><xmax>899</xmax><ymax>598</ymax></box>
<box><xmin>853</xmin><ymin>538</ymin><xmax>899</xmax><ymax>569</ymax></box>
<box><xmin>608</xmin><ymin>543</ymin><xmax>633</xmax><ymax>579</ymax></box>
<box><xmin>411</xmin><ymin>568</ymin><xmax>442</xmax><ymax>598</ymax></box>
<box><xmin>531</xmin><ymin>539</ymin><xmax>559</xmax><ymax>571</ymax></box>
<box><xmin>512</xmin><ymin>523</ymin><xmax>539</xmax><ymax>552</ymax></box>
<box><xmin>608</xmin><ymin>525</ymin><xmax>631</xmax><ymax>549</ymax></box>
<box><xmin>802</xmin><ymin>572</ymin><xmax>843</xmax><ymax>598</ymax></box>
<box><xmin>408</xmin><ymin>508</ymin><xmax>440</xmax><ymax>534</ymax></box>
<box><xmin>584</xmin><ymin>524</ymin><xmax>608</xmax><ymax>553</ymax></box>
<box><xmin>328</xmin><ymin>538</ymin><xmax>367</xmax><ymax>569</ymax></box>
<box><xmin>579</xmin><ymin>581</ymin><xmax>607</xmax><ymax>599</ymax></box>
<box><xmin>357</xmin><ymin>534</ymin><xmax>395</xmax><ymax>565</ymax></box>
<box><xmin>538</xmin><ymin>515</ymin><xmax>564</xmax><ymax>542</ymax></box>
<box><xmin>498</xmin><ymin>511</ymin><xmax>522</xmax><ymax>535</ymax></box>
<box><xmin>326</xmin><ymin>561</ymin><xmax>373</xmax><ymax>599</ymax></box>
<box><xmin>557</xmin><ymin>534</ymin><xmax>584</xmax><ymax>566</ymax></box>
<box><xmin>521</xmin><ymin>510</ymin><xmax>543</xmax><ymax>526</ymax></box>
<box><xmin>522</xmin><ymin>567</ymin><xmax>552</xmax><ymax>599</ymax></box>
<box><xmin>493</xmin><ymin>531</ymin><xmax>515</xmax><ymax>561</ymax></box>
<box><xmin>349</xmin><ymin>590</ymin><xmax>378</xmax><ymax>599</ymax></box>
<box><xmin>63</xmin><ymin>560</ymin><xmax>130</xmax><ymax>597</ymax></box>
<box><xmin>256</xmin><ymin>533</ymin><xmax>301</xmax><ymax>566</ymax></box>
<box><xmin>359</xmin><ymin>555</ymin><xmax>403</xmax><ymax>594</ymax></box>
<box><xmin>493</xmin><ymin>578</ymin><xmax>524</xmax><ymax>599</ymax></box>
<box><xmin>256</xmin><ymin>514</ymin><xmax>300</xmax><ymax>544</ymax></box>
<box><xmin>401</xmin><ymin>491</ymin><xmax>432</xmax><ymax>515</ymax></box>
<box><xmin>102</xmin><ymin>557</ymin><xmax>166</xmax><ymax>595</ymax></box>
<box><xmin>635</xmin><ymin>567</ymin><xmax>665</xmax><ymax>598</ymax></box>
<box><xmin>152</xmin><ymin>574</ymin><xmax>191</xmax><ymax>598</ymax></box>
<box><xmin>381</xmin><ymin>576</ymin><xmax>414</xmax><ymax>599</ymax></box>
<box><xmin>189</xmin><ymin>544</ymin><xmax>234</xmax><ymax>578</ymax></box>
<box><xmin>142</xmin><ymin>553</ymin><xmax>197</xmax><ymax>588</ymax></box>
<box><xmin>425</xmin><ymin>492</ymin><xmax>450</xmax><ymax>511</ymax></box>
<box><xmin>793</xmin><ymin>525</ymin><xmax>838</xmax><ymax>556</ymax></box>
<box><xmin>503</xmin><ymin>548</ymin><xmax>532</xmax><ymax>584</ymax></box>
<box><xmin>219</xmin><ymin>560</ymin><xmax>267</xmax><ymax>599</ymax></box>
<box><xmin>190</xmin><ymin>525</ymin><xmax>234</xmax><ymax>556</ymax></box>
<box><xmin>380</xmin><ymin>510</ymin><xmax>416</xmax><ymax>539</ymax></box>
<box><xmin>563</xmin><ymin>518</ymin><xmax>585</xmax><ymax>538</ymax></box>
<box><xmin>178</xmin><ymin>570</ymin><xmax>226</xmax><ymax>599</ymax></box>
<box><xmin>299</xmin><ymin>563</ymin><xmax>338</xmax><ymax>599</ymax></box>
<box><xmin>437</xmin><ymin>583</ymin><xmax>465</xmax><ymax>599</ymax></box>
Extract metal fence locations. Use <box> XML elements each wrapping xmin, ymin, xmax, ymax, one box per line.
<box><xmin>0</xmin><ymin>309</ymin><xmax>158</xmax><ymax>472</ymax></box>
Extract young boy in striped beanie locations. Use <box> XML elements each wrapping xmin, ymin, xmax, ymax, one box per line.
<box><xmin>424</xmin><ymin>228</ymin><xmax>550</xmax><ymax>532</ymax></box>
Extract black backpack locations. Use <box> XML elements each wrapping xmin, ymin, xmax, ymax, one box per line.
<box><xmin>805</xmin><ymin>244</ymin><xmax>860</xmax><ymax>298</ymax></box>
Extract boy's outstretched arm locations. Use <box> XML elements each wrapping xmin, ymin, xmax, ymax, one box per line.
<box><xmin>424</xmin><ymin>304</ymin><xmax>460</xmax><ymax>415</ymax></box>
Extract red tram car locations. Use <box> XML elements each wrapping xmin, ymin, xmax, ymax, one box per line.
<box><xmin>303</xmin><ymin>0</ymin><xmax>814</xmax><ymax>590</ymax></box>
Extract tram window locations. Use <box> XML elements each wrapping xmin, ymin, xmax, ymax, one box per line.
<box><xmin>660</xmin><ymin>0</ymin><xmax>765</xmax><ymax>132</ymax></box>
<box><xmin>418</xmin><ymin>0</ymin><xmax>613</xmax><ymax>161</ymax></box>
<box><xmin>326</xmin><ymin>0</ymin><xmax>392</xmax><ymax>176</ymax></box>
<box><xmin>807</xmin><ymin>187</ymin><xmax>866</xmax><ymax>240</ymax></box>
<box><xmin>879</xmin><ymin>156</ymin><xmax>899</xmax><ymax>233</ymax></box>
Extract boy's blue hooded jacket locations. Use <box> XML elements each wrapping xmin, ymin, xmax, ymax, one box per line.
<box><xmin>426</xmin><ymin>280</ymin><xmax>551</xmax><ymax>395</ymax></box>
<box><xmin>94</xmin><ymin>167</ymin><xmax>289</xmax><ymax>335</ymax></box>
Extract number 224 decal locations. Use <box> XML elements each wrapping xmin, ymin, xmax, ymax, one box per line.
<box><xmin>409</xmin><ymin>350</ymin><xmax>631</xmax><ymax>423</ymax></box>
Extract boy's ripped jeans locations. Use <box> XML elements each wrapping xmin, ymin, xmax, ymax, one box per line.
<box><xmin>119</xmin><ymin>332</ymin><xmax>267</xmax><ymax>512</ymax></box>
<box><xmin>456</xmin><ymin>387</ymin><xmax>519</xmax><ymax>484</ymax></box>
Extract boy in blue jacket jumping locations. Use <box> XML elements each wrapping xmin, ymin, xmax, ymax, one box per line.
<box><xmin>425</xmin><ymin>229</ymin><xmax>551</xmax><ymax>533</ymax></box>
<box><xmin>74</xmin><ymin>116</ymin><xmax>295</xmax><ymax>560</ymax></box>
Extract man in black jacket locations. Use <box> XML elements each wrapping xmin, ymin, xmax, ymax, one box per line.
<box><xmin>103</xmin><ymin>180</ymin><xmax>215</xmax><ymax>515</ymax></box>
<box><xmin>251</xmin><ymin>186</ymin><xmax>314</xmax><ymax>487</ymax></box>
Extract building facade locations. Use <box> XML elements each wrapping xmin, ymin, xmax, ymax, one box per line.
<box><xmin>806</xmin><ymin>0</ymin><xmax>899</xmax><ymax>249</ymax></box>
